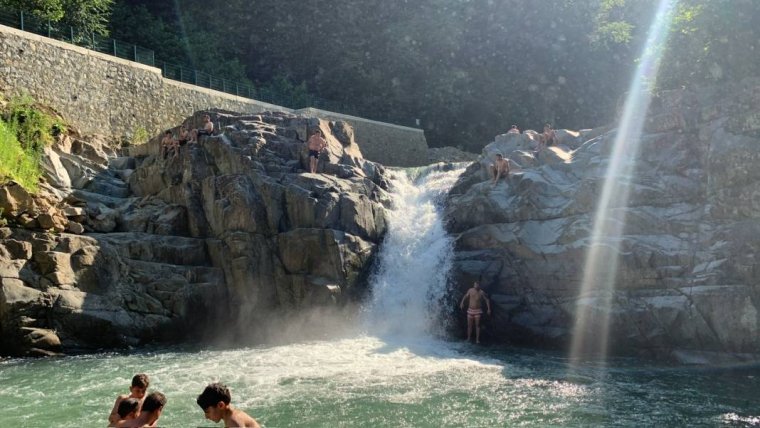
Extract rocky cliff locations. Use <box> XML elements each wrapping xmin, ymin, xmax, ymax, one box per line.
<box><xmin>446</xmin><ymin>79</ymin><xmax>760</xmax><ymax>363</ymax></box>
<box><xmin>0</xmin><ymin>110</ymin><xmax>389</xmax><ymax>356</ymax></box>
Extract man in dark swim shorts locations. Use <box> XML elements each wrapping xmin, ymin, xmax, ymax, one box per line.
<box><xmin>191</xmin><ymin>114</ymin><xmax>214</xmax><ymax>143</ymax></box>
<box><xmin>306</xmin><ymin>128</ymin><xmax>327</xmax><ymax>173</ymax></box>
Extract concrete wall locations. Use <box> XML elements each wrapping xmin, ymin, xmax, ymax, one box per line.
<box><xmin>295</xmin><ymin>108</ymin><xmax>428</xmax><ymax>167</ymax></box>
<box><xmin>0</xmin><ymin>25</ymin><xmax>429</xmax><ymax>166</ymax></box>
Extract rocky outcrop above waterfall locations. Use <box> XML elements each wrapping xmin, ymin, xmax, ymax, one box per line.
<box><xmin>446</xmin><ymin>78</ymin><xmax>760</xmax><ymax>363</ymax></box>
<box><xmin>1</xmin><ymin>110</ymin><xmax>390</xmax><ymax>356</ymax></box>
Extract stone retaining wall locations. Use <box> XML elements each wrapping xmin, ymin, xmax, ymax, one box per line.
<box><xmin>295</xmin><ymin>108</ymin><xmax>429</xmax><ymax>167</ymax></box>
<box><xmin>0</xmin><ymin>25</ymin><xmax>429</xmax><ymax>166</ymax></box>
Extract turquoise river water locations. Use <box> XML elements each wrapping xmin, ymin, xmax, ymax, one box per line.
<box><xmin>1</xmin><ymin>338</ymin><xmax>760</xmax><ymax>427</ymax></box>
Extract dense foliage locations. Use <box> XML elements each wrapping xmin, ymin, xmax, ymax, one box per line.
<box><xmin>0</xmin><ymin>96</ymin><xmax>66</xmax><ymax>192</ymax></box>
<box><xmin>0</xmin><ymin>0</ymin><xmax>113</xmax><ymax>36</ymax></box>
<box><xmin>6</xmin><ymin>0</ymin><xmax>759</xmax><ymax>150</ymax></box>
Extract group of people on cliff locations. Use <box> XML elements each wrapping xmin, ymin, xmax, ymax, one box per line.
<box><xmin>489</xmin><ymin>123</ymin><xmax>558</xmax><ymax>186</ymax></box>
<box><xmin>159</xmin><ymin>114</ymin><xmax>330</xmax><ymax>174</ymax></box>
<box><xmin>160</xmin><ymin>114</ymin><xmax>215</xmax><ymax>160</ymax></box>
<box><xmin>108</xmin><ymin>375</ymin><xmax>259</xmax><ymax>427</ymax></box>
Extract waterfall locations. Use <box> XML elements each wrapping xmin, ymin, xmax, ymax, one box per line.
<box><xmin>363</xmin><ymin>164</ymin><xmax>466</xmax><ymax>338</ymax></box>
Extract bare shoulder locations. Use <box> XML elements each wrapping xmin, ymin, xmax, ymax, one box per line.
<box><xmin>230</xmin><ymin>409</ymin><xmax>261</xmax><ymax>428</ymax></box>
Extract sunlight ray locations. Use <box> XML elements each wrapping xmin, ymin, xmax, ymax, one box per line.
<box><xmin>569</xmin><ymin>0</ymin><xmax>678</xmax><ymax>362</ymax></box>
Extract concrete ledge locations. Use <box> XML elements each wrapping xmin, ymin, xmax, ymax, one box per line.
<box><xmin>296</xmin><ymin>108</ymin><xmax>429</xmax><ymax>167</ymax></box>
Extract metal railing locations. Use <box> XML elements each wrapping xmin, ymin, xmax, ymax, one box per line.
<box><xmin>0</xmin><ymin>8</ymin><xmax>419</xmax><ymax>128</ymax></box>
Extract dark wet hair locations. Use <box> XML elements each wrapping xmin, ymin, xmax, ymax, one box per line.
<box><xmin>164</xmin><ymin>130</ymin><xmax>172</xmax><ymax>135</ymax></box>
<box><xmin>117</xmin><ymin>398</ymin><xmax>140</xmax><ymax>418</ymax></box>
<box><xmin>197</xmin><ymin>383</ymin><xmax>232</xmax><ymax>409</ymax></box>
<box><xmin>141</xmin><ymin>392</ymin><xmax>166</xmax><ymax>412</ymax></box>
<box><xmin>131</xmin><ymin>374</ymin><xmax>150</xmax><ymax>389</ymax></box>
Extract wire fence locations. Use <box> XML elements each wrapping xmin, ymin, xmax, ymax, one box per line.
<box><xmin>0</xmin><ymin>8</ymin><xmax>419</xmax><ymax>128</ymax></box>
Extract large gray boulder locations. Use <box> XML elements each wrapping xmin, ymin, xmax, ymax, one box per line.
<box><xmin>0</xmin><ymin>109</ymin><xmax>391</xmax><ymax>356</ymax></box>
<box><xmin>446</xmin><ymin>78</ymin><xmax>760</xmax><ymax>363</ymax></box>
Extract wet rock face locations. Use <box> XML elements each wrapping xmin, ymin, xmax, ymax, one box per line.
<box><xmin>0</xmin><ymin>110</ymin><xmax>390</xmax><ymax>356</ymax></box>
<box><xmin>446</xmin><ymin>80</ymin><xmax>760</xmax><ymax>362</ymax></box>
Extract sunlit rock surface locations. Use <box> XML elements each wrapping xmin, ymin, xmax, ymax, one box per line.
<box><xmin>446</xmin><ymin>79</ymin><xmax>760</xmax><ymax>363</ymax></box>
<box><xmin>0</xmin><ymin>110</ymin><xmax>389</xmax><ymax>356</ymax></box>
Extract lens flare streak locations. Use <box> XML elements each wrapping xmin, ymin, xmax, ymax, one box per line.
<box><xmin>570</xmin><ymin>0</ymin><xmax>678</xmax><ymax>361</ymax></box>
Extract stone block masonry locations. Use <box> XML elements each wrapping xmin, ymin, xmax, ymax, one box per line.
<box><xmin>0</xmin><ymin>24</ymin><xmax>429</xmax><ymax>166</ymax></box>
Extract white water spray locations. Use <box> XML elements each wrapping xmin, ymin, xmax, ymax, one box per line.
<box><xmin>363</xmin><ymin>165</ymin><xmax>465</xmax><ymax>338</ymax></box>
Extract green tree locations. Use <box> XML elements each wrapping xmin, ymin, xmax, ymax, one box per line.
<box><xmin>1</xmin><ymin>0</ymin><xmax>113</xmax><ymax>35</ymax></box>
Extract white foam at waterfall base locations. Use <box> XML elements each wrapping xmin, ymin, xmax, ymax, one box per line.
<box><xmin>363</xmin><ymin>167</ymin><xmax>465</xmax><ymax>339</ymax></box>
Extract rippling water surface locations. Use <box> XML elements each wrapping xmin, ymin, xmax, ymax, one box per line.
<box><xmin>1</xmin><ymin>338</ymin><xmax>759</xmax><ymax>427</ymax></box>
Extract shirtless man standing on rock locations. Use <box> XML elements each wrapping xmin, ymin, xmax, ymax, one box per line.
<box><xmin>490</xmin><ymin>153</ymin><xmax>510</xmax><ymax>186</ymax></box>
<box><xmin>460</xmin><ymin>281</ymin><xmax>491</xmax><ymax>344</ymax></box>
<box><xmin>306</xmin><ymin>128</ymin><xmax>327</xmax><ymax>173</ymax></box>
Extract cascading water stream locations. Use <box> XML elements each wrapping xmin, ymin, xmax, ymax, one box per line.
<box><xmin>363</xmin><ymin>165</ymin><xmax>466</xmax><ymax>339</ymax></box>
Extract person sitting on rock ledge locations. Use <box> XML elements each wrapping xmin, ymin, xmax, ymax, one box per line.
<box><xmin>160</xmin><ymin>130</ymin><xmax>178</xmax><ymax>160</ymax></box>
<box><xmin>190</xmin><ymin>114</ymin><xmax>215</xmax><ymax>143</ymax></box>
<box><xmin>177</xmin><ymin>125</ymin><xmax>191</xmax><ymax>146</ymax></box>
<box><xmin>507</xmin><ymin>125</ymin><xmax>520</xmax><ymax>134</ymax></box>
<box><xmin>306</xmin><ymin>128</ymin><xmax>327</xmax><ymax>174</ymax></box>
<box><xmin>489</xmin><ymin>153</ymin><xmax>510</xmax><ymax>186</ymax></box>
<box><xmin>538</xmin><ymin>123</ymin><xmax>557</xmax><ymax>152</ymax></box>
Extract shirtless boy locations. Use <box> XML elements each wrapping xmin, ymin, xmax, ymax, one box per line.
<box><xmin>191</xmin><ymin>114</ymin><xmax>214</xmax><ymax>143</ymax></box>
<box><xmin>459</xmin><ymin>281</ymin><xmax>492</xmax><ymax>344</ymax></box>
<box><xmin>507</xmin><ymin>125</ymin><xmax>520</xmax><ymax>134</ymax></box>
<box><xmin>160</xmin><ymin>130</ymin><xmax>177</xmax><ymax>160</ymax></box>
<box><xmin>306</xmin><ymin>129</ymin><xmax>327</xmax><ymax>174</ymax></box>
<box><xmin>541</xmin><ymin>123</ymin><xmax>557</xmax><ymax>148</ymax></box>
<box><xmin>108</xmin><ymin>374</ymin><xmax>149</xmax><ymax>426</ymax></box>
<box><xmin>119</xmin><ymin>392</ymin><xmax>166</xmax><ymax>428</ymax></box>
<box><xmin>108</xmin><ymin>398</ymin><xmax>139</xmax><ymax>427</ymax></box>
<box><xmin>489</xmin><ymin>153</ymin><xmax>510</xmax><ymax>186</ymax></box>
<box><xmin>177</xmin><ymin>125</ymin><xmax>191</xmax><ymax>146</ymax></box>
<box><xmin>197</xmin><ymin>382</ymin><xmax>261</xmax><ymax>428</ymax></box>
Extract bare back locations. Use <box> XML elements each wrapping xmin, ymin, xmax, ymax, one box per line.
<box><xmin>307</xmin><ymin>134</ymin><xmax>326</xmax><ymax>151</ymax></box>
<box><xmin>108</xmin><ymin>394</ymin><xmax>129</xmax><ymax>425</ymax></box>
<box><xmin>495</xmin><ymin>158</ymin><xmax>509</xmax><ymax>174</ymax></box>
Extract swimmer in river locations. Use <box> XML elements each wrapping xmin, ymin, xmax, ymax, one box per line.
<box><xmin>197</xmin><ymin>382</ymin><xmax>261</xmax><ymax>428</ymax></box>
<box><xmin>108</xmin><ymin>374</ymin><xmax>149</xmax><ymax>426</ymax></box>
